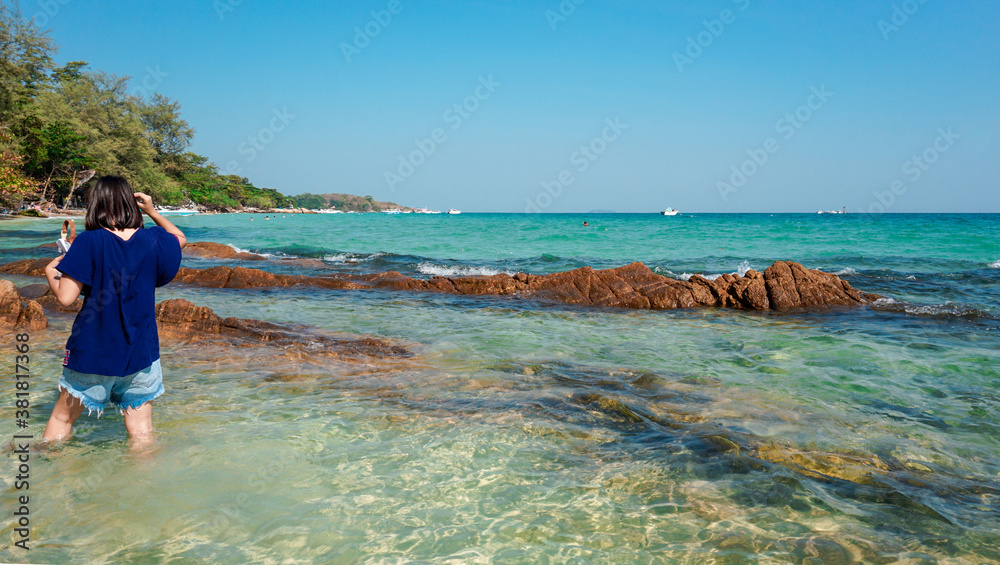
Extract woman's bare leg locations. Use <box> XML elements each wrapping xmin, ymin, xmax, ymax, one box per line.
<box><xmin>42</xmin><ymin>389</ymin><xmax>86</xmax><ymax>442</ymax></box>
<box><xmin>123</xmin><ymin>402</ymin><xmax>155</xmax><ymax>449</ymax></box>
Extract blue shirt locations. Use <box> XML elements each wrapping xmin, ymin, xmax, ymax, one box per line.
<box><xmin>57</xmin><ymin>226</ymin><xmax>182</xmax><ymax>377</ymax></box>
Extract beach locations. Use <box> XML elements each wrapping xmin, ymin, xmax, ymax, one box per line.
<box><xmin>2</xmin><ymin>212</ymin><xmax>999</xmax><ymax>563</ymax></box>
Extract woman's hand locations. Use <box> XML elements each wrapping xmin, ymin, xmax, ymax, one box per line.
<box><xmin>46</xmin><ymin>254</ymin><xmax>63</xmax><ymax>274</ymax></box>
<box><xmin>134</xmin><ymin>192</ymin><xmax>155</xmax><ymax>215</ymax></box>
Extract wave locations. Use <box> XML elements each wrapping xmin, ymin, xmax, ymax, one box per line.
<box><xmin>668</xmin><ymin>260</ymin><xmax>754</xmax><ymax>282</ymax></box>
<box><xmin>870</xmin><ymin>297</ymin><xmax>998</xmax><ymax>321</ymax></box>
<box><xmin>323</xmin><ymin>252</ymin><xmax>388</xmax><ymax>263</ymax></box>
<box><xmin>227</xmin><ymin>244</ymin><xmax>284</xmax><ymax>259</ymax></box>
<box><xmin>991</xmin><ymin>260</ymin><xmax>1000</xmax><ymax>269</ymax></box>
<box><xmin>417</xmin><ymin>263</ymin><xmax>514</xmax><ymax>277</ymax></box>
<box><xmin>833</xmin><ymin>267</ymin><xmax>858</xmax><ymax>276</ymax></box>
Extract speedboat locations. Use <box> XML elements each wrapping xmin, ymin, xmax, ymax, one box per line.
<box><xmin>660</xmin><ymin>207</ymin><xmax>679</xmax><ymax>216</ymax></box>
<box><xmin>447</xmin><ymin>209</ymin><xmax>461</xmax><ymax>215</ymax></box>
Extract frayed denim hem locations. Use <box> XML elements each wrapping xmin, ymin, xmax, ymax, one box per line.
<box><xmin>118</xmin><ymin>386</ymin><xmax>164</xmax><ymax>415</ymax></box>
<box><xmin>58</xmin><ymin>384</ymin><xmax>106</xmax><ymax>419</ymax></box>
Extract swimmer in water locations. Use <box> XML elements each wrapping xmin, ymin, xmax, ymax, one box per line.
<box><xmin>583</xmin><ymin>221</ymin><xmax>589</xmax><ymax>227</ymax></box>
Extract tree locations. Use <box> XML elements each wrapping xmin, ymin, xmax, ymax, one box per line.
<box><xmin>138</xmin><ymin>93</ymin><xmax>194</xmax><ymax>163</ymax></box>
<box><xmin>0</xmin><ymin>2</ymin><xmax>54</xmax><ymax>129</ymax></box>
<box><xmin>35</xmin><ymin>70</ymin><xmax>172</xmax><ymax>201</ymax></box>
<box><xmin>0</xmin><ymin>128</ymin><xmax>34</xmax><ymax>207</ymax></box>
<box><xmin>20</xmin><ymin>120</ymin><xmax>89</xmax><ymax>203</ymax></box>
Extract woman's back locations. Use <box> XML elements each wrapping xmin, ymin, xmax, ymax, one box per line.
<box><xmin>58</xmin><ymin>226</ymin><xmax>181</xmax><ymax>377</ymax></box>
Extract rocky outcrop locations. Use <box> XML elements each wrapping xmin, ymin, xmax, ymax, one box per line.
<box><xmin>0</xmin><ymin>280</ymin><xmax>48</xmax><ymax>331</ymax></box>
<box><xmin>170</xmin><ymin>261</ymin><xmax>876</xmax><ymax>311</ymax></box>
<box><xmin>1</xmin><ymin>258</ymin><xmax>877</xmax><ymax>312</ymax></box>
<box><xmin>155</xmin><ymin>299</ymin><xmax>410</xmax><ymax>359</ymax></box>
<box><xmin>0</xmin><ymin>258</ymin><xmax>49</xmax><ymax>277</ymax></box>
<box><xmin>183</xmin><ymin>241</ymin><xmax>266</xmax><ymax>261</ymax></box>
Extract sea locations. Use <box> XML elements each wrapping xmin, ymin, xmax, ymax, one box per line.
<box><xmin>1</xmin><ymin>212</ymin><xmax>998</xmax><ymax>564</ymax></box>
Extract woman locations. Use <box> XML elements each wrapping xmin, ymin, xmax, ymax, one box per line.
<box><xmin>42</xmin><ymin>176</ymin><xmax>186</xmax><ymax>447</ymax></box>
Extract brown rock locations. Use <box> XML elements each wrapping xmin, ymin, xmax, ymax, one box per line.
<box><xmin>155</xmin><ymin>298</ymin><xmax>409</xmax><ymax>359</ymax></box>
<box><xmin>17</xmin><ymin>299</ymin><xmax>48</xmax><ymax>331</ymax></box>
<box><xmin>762</xmin><ymin>261</ymin><xmax>868</xmax><ymax>310</ymax></box>
<box><xmin>0</xmin><ymin>279</ymin><xmax>48</xmax><ymax>330</ymax></box>
<box><xmin>183</xmin><ymin>241</ymin><xmax>266</xmax><ymax>261</ymax></box>
<box><xmin>225</xmin><ymin>266</ymin><xmax>302</xmax><ymax>289</ymax></box>
<box><xmin>174</xmin><ymin>266</ymin><xmax>233</xmax><ymax>288</ymax></box>
<box><xmin>0</xmin><ymin>258</ymin><xmax>49</xmax><ymax>277</ymax></box>
<box><xmin>1</xmin><ymin>255</ymin><xmax>876</xmax><ymax>313</ymax></box>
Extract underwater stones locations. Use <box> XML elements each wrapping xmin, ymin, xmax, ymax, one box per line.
<box><xmin>154</xmin><ymin>298</ymin><xmax>409</xmax><ymax>359</ymax></box>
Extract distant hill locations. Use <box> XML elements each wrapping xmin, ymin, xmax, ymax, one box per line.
<box><xmin>290</xmin><ymin>193</ymin><xmax>413</xmax><ymax>212</ymax></box>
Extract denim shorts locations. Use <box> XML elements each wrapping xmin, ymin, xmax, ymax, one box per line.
<box><xmin>59</xmin><ymin>359</ymin><xmax>164</xmax><ymax>417</ymax></box>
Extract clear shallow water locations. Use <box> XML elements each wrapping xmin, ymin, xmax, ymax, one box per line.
<box><xmin>2</xmin><ymin>213</ymin><xmax>999</xmax><ymax>563</ymax></box>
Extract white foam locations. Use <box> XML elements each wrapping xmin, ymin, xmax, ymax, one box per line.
<box><xmin>417</xmin><ymin>263</ymin><xmax>512</xmax><ymax>277</ymax></box>
<box><xmin>833</xmin><ymin>267</ymin><xmax>858</xmax><ymax>276</ymax></box>
<box><xmin>990</xmin><ymin>260</ymin><xmax>1000</xmax><ymax>269</ymax></box>
<box><xmin>735</xmin><ymin>260</ymin><xmax>752</xmax><ymax>277</ymax></box>
<box><xmin>323</xmin><ymin>252</ymin><xmax>385</xmax><ymax>263</ymax></box>
<box><xmin>674</xmin><ymin>261</ymin><xmax>752</xmax><ymax>282</ymax></box>
<box><xmin>226</xmin><ymin>244</ymin><xmax>279</xmax><ymax>259</ymax></box>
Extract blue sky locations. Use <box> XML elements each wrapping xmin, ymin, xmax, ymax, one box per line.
<box><xmin>26</xmin><ymin>0</ymin><xmax>1000</xmax><ymax>212</ymax></box>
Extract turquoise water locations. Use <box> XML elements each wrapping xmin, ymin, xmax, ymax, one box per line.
<box><xmin>2</xmin><ymin>213</ymin><xmax>999</xmax><ymax>563</ymax></box>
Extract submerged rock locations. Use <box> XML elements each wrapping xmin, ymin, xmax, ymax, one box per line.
<box><xmin>155</xmin><ymin>298</ymin><xmax>410</xmax><ymax>359</ymax></box>
<box><xmin>0</xmin><ymin>279</ymin><xmax>48</xmax><ymax>331</ymax></box>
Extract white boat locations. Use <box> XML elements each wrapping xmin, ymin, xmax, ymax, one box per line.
<box><xmin>415</xmin><ymin>207</ymin><xmax>442</xmax><ymax>214</ymax></box>
<box><xmin>660</xmin><ymin>207</ymin><xmax>679</xmax><ymax>216</ymax></box>
<box><xmin>382</xmin><ymin>208</ymin><xmax>402</xmax><ymax>214</ymax></box>
<box><xmin>447</xmin><ymin>209</ymin><xmax>461</xmax><ymax>215</ymax></box>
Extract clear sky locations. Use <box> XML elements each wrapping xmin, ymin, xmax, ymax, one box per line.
<box><xmin>25</xmin><ymin>0</ymin><xmax>1000</xmax><ymax>213</ymax></box>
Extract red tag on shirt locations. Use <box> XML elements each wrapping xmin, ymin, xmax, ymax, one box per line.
<box><xmin>63</xmin><ymin>349</ymin><xmax>70</xmax><ymax>366</ymax></box>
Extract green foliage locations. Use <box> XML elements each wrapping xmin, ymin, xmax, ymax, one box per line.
<box><xmin>293</xmin><ymin>193</ymin><xmax>406</xmax><ymax>212</ymax></box>
<box><xmin>291</xmin><ymin>193</ymin><xmax>328</xmax><ymax>209</ymax></box>
<box><xmin>0</xmin><ymin>4</ymin><xmax>291</xmax><ymax>210</ymax></box>
<box><xmin>0</xmin><ymin>129</ymin><xmax>34</xmax><ymax>207</ymax></box>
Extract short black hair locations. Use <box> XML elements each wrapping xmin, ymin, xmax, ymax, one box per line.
<box><xmin>84</xmin><ymin>176</ymin><xmax>143</xmax><ymax>231</ymax></box>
